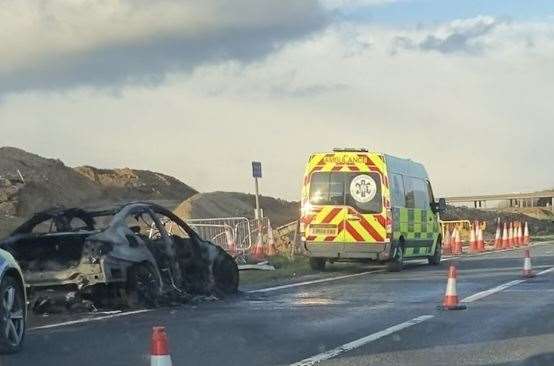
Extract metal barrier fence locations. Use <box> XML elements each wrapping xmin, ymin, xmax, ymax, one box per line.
<box><xmin>186</xmin><ymin>217</ymin><xmax>271</xmax><ymax>254</ymax></box>
<box><xmin>186</xmin><ymin>217</ymin><xmax>253</xmax><ymax>253</ymax></box>
<box><xmin>440</xmin><ymin>220</ymin><xmax>472</xmax><ymax>242</ymax></box>
<box><xmin>440</xmin><ymin>220</ymin><xmax>488</xmax><ymax>242</ymax></box>
<box><xmin>274</xmin><ymin>220</ymin><xmax>302</xmax><ymax>259</ymax></box>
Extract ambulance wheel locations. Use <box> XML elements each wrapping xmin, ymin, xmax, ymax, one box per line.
<box><xmin>309</xmin><ymin>258</ymin><xmax>326</xmax><ymax>271</ymax></box>
<box><xmin>428</xmin><ymin>237</ymin><xmax>442</xmax><ymax>266</ymax></box>
<box><xmin>387</xmin><ymin>244</ymin><xmax>404</xmax><ymax>272</ymax></box>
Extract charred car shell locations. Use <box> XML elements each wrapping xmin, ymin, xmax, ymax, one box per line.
<box><xmin>0</xmin><ymin>202</ymin><xmax>239</xmax><ymax>312</ymax></box>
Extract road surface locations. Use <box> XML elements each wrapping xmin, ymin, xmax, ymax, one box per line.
<box><xmin>4</xmin><ymin>243</ymin><xmax>554</xmax><ymax>366</ymax></box>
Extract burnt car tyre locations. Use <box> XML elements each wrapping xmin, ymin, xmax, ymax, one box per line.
<box><xmin>126</xmin><ymin>263</ymin><xmax>161</xmax><ymax>309</ymax></box>
<box><xmin>0</xmin><ymin>276</ymin><xmax>25</xmax><ymax>354</ymax></box>
<box><xmin>213</xmin><ymin>251</ymin><xmax>239</xmax><ymax>295</ymax></box>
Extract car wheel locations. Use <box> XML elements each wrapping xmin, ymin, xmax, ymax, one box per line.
<box><xmin>0</xmin><ymin>276</ymin><xmax>25</xmax><ymax>354</ymax></box>
<box><xmin>126</xmin><ymin>264</ymin><xmax>161</xmax><ymax>309</ymax></box>
<box><xmin>387</xmin><ymin>244</ymin><xmax>404</xmax><ymax>272</ymax></box>
<box><xmin>309</xmin><ymin>258</ymin><xmax>326</xmax><ymax>271</ymax></box>
<box><xmin>428</xmin><ymin>238</ymin><xmax>442</xmax><ymax>266</ymax></box>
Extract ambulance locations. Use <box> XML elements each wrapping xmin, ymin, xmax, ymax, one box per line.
<box><xmin>300</xmin><ymin>148</ymin><xmax>446</xmax><ymax>272</ymax></box>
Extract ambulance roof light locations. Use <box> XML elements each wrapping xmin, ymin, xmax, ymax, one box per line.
<box><xmin>332</xmin><ymin>147</ymin><xmax>369</xmax><ymax>153</ymax></box>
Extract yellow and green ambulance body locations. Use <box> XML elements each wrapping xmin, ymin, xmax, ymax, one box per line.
<box><xmin>300</xmin><ymin>148</ymin><xmax>445</xmax><ymax>271</ymax></box>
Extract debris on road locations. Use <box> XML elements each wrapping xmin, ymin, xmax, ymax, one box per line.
<box><xmin>238</xmin><ymin>262</ymin><xmax>276</xmax><ymax>271</ymax></box>
<box><xmin>0</xmin><ymin>202</ymin><xmax>239</xmax><ymax>314</ymax></box>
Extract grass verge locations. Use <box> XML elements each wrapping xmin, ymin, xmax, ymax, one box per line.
<box><xmin>239</xmin><ymin>256</ymin><xmax>312</xmax><ymax>285</ymax></box>
<box><xmin>532</xmin><ymin>235</ymin><xmax>554</xmax><ymax>243</ymax></box>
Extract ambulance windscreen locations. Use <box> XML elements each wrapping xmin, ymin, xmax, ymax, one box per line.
<box><xmin>309</xmin><ymin>172</ymin><xmax>383</xmax><ymax>214</ymax></box>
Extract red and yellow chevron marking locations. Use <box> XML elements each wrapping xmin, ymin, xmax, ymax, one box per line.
<box><xmin>344</xmin><ymin>207</ymin><xmax>387</xmax><ymax>242</ymax></box>
<box><xmin>305</xmin><ymin>206</ymin><xmax>346</xmax><ymax>242</ymax></box>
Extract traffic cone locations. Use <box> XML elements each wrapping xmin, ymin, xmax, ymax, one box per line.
<box><xmin>251</xmin><ymin>231</ymin><xmax>266</xmax><ymax>261</ymax></box>
<box><xmin>224</xmin><ymin>227</ymin><xmax>237</xmax><ymax>256</ymax></box>
<box><xmin>469</xmin><ymin>224</ymin><xmax>477</xmax><ymax>253</ymax></box>
<box><xmin>476</xmin><ymin>225</ymin><xmax>485</xmax><ymax>252</ymax></box>
<box><xmin>266</xmin><ymin>221</ymin><xmax>277</xmax><ymax>257</ymax></box>
<box><xmin>452</xmin><ymin>228</ymin><xmax>462</xmax><ymax>255</ymax></box>
<box><xmin>151</xmin><ymin>327</ymin><xmax>173</xmax><ymax>366</ymax></box>
<box><xmin>494</xmin><ymin>220</ymin><xmax>502</xmax><ymax>250</ymax></box>
<box><xmin>443</xmin><ymin>228</ymin><xmax>452</xmax><ymax>255</ymax></box>
<box><xmin>523</xmin><ymin>222</ymin><xmax>530</xmax><ymax>246</ymax></box>
<box><xmin>508</xmin><ymin>222</ymin><xmax>514</xmax><ymax>248</ymax></box>
<box><xmin>522</xmin><ymin>250</ymin><xmax>535</xmax><ymax>278</ymax></box>
<box><xmin>514</xmin><ymin>222</ymin><xmax>523</xmax><ymax>247</ymax></box>
<box><xmin>439</xmin><ymin>264</ymin><xmax>467</xmax><ymax>311</ymax></box>
<box><xmin>502</xmin><ymin>222</ymin><xmax>508</xmax><ymax>249</ymax></box>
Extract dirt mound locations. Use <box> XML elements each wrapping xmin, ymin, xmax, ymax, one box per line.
<box><xmin>0</xmin><ymin>147</ymin><xmax>198</xmax><ymax>239</ymax></box>
<box><xmin>497</xmin><ymin>207</ymin><xmax>554</xmax><ymax>221</ymax></box>
<box><xmin>442</xmin><ymin>205</ymin><xmax>554</xmax><ymax>236</ymax></box>
<box><xmin>174</xmin><ymin>191</ymin><xmax>300</xmax><ymax>227</ymax></box>
<box><xmin>75</xmin><ymin>166</ymin><xmax>197</xmax><ymax>202</ymax></box>
<box><xmin>0</xmin><ymin>147</ymin><xmax>104</xmax><ymax>217</ymax></box>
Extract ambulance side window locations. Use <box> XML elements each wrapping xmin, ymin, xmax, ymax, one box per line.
<box><xmin>404</xmin><ymin>177</ymin><xmax>416</xmax><ymax>209</ymax></box>
<box><xmin>426</xmin><ymin>180</ymin><xmax>436</xmax><ymax>205</ymax></box>
<box><xmin>391</xmin><ymin>173</ymin><xmax>406</xmax><ymax>207</ymax></box>
<box><xmin>411</xmin><ymin>178</ymin><xmax>430</xmax><ymax>209</ymax></box>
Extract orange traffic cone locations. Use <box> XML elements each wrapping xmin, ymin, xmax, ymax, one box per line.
<box><xmin>151</xmin><ymin>327</ymin><xmax>173</xmax><ymax>366</ymax></box>
<box><xmin>452</xmin><ymin>228</ymin><xmax>462</xmax><ymax>255</ymax></box>
<box><xmin>508</xmin><ymin>222</ymin><xmax>514</xmax><ymax>248</ymax></box>
<box><xmin>494</xmin><ymin>220</ymin><xmax>502</xmax><ymax>250</ymax></box>
<box><xmin>523</xmin><ymin>222</ymin><xmax>530</xmax><ymax>246</ymax></box>
<box><xmin>469</xmin><ymin>224</ymin><xmax>477</xmax><ymax>253</ymax></box>
<box><xmin>224</xmin><ymin>227</ymin><xmax>237</xmax><ymax>256</ymax></box>
<box><xmin>514</xmin><ymin>222</ymin><xmax>523</xmax><ymax>247</ymax></box>
<box><xmin>522</xmin><ymin>250</ymin><xmax>535</xmax><ymax>278</ymax></box>
<box><xmin>478</xmin><ymin>225</ymin><xmax>485</xmax><ymax>252</ymax></box>
<box><xmin>266</xmin><ymin>221</ymin><xmax>277</xmax><ymax>257</ymax></box>
<box><xmin>251</xmin><ymin>231</ymin><xmax>266</xmax><ymax>261</ymax></box>
<box><xmin>443</xmin><ymin>228</ymin><xmax>452</xmax><ymax>255</ymax></box>
<box><xmin>502</xmin><ymin>222</ymin><xmax>508</xmax><ymax>249</ymax></box>
<box><xmin>439</xmin><ymin>264</ymin><xmax>467</xmax><ymax>311</ymax></box>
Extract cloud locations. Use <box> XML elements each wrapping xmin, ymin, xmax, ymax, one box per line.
<box><xmin>0</xmin><ymin>0</ymin><xmax>328</xmax><ymax>94</ymax></box>
<box><xmin>320</xmin><ymin>0</ymin><xmax>398</xmax><ymax>9</ymax></box>
<box><xmin>392</xmin><ymin>15</ymin><xmax>503</xmax><ymax>54</ymax></box>
<box><xmin>2</xmin><ymin>16</ymin><xmax>554</xmax><ymax>199</ymax></box>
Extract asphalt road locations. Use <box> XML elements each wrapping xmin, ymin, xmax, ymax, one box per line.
<box><xmin>3</xmin><ymin>243</ymin><xmax>554</xmax><ymax>366</ymax></box>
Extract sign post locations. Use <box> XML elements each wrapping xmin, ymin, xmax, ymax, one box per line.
<box><xmin>252</xmin><ymin>162</ymin><xmax>262</xmax><ymax>220</ymax></box>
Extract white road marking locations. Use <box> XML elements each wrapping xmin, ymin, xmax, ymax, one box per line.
<box><xmin>289</xmin><ymin>315</ymin><xmax>434</xmax><ymax>366</ymax></box>
<box><xmin>537</xmin><ymin>267</ymin><xmax>554</xmax><ymax>276</ymax></box>
<box><xmin>461</xmin><ymin>279</ymin><xmax>526</xmax><ymax>303</ymax></box>
<box><xmin>462</xmin><ymin>265</ymin><xmax>554</xmax><ymax>303</ymax></box>
<box><xmin>248</xmin><ymin>270</ymin><xmax>385</xmax><ymax>294</ymax></box>
<box><xmin>30</xmin><ymin>309</ymin><xmax>152</xmax><ymax>331</ymax></box>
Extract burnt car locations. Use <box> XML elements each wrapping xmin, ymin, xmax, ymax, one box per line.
<box><xmin>0</xmin><ymin>202</ymin><xmax>239</xmax><ymax>312</ymax></box>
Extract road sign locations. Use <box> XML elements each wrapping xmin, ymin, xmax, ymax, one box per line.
<box><xmin>252</xmin><ymin>161</ymin><xmax>262</xmax><ymax>178</ymax></box>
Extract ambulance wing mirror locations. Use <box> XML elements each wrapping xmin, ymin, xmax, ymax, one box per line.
<box><xmin>435</xmin><ymin>198</ymin><xmax>447</xmax><ymax>213</ymax></box>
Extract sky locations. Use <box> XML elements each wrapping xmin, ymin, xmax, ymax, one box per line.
<box><xmin>0</xmin><ymin>0</ymin><xmax>553</xmax><ymax>201</ymax></box>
